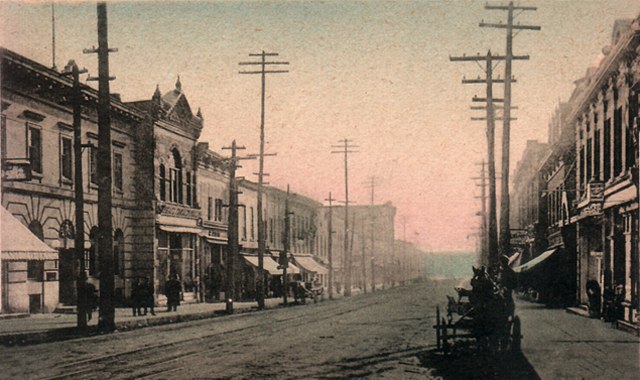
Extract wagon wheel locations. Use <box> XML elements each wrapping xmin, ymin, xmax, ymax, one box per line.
<box><xmin>511</xmin><ymin>315</ymin><xmax>522</xmax><ymax>353</ymax></box>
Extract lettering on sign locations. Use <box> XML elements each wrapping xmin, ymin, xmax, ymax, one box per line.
<box><xmin>580</xmin><ymin>202</ymin><xmax>602</xmax><ymax>218</ymax></box>
<box><xmin>156</xmin><ymin>202</ymin><xmax>200</xmax><ymax>219</ymax></box>
<box><xmin>510</xmin><ymin>229</ymin><xmax>530</xmax><ymax>246</ymax></box>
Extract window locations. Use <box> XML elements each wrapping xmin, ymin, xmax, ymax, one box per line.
<box><xmin>169</xmin><ymin>149</ymin><xmax>183</xmax><ymax>203</ymax></box>
<box><xmin>88</xmin><ymin>227</ymin><xmax>99</xmax><ymax>277</ymax></box>
<box><xmin>604</xmin><ymin>119</ymin><xmax>611</xmax><ymax>181</ymax></box>
<box><xmin>208</xmin><ymin>197</ymin><xmax>213</xmax><ymax>220</ymax></box>
<box><xmin>250</xmin><ymin>207</ymin><xmax>255</xmax><ymax>240</ymax></box>
<box><xmin>192</xmin><ymin>173</ymin><xmax>197</xmax><ymax>207</ymax></box>
<box><xmin>594</xmin><ymin>127</ymin><xmax>600</xmax><ymax>180</ymax></box>
<box><xmin>159</xmin><ymin>165</ymin><xmax>166</xmax><ymax>201</ymax></box>
<box><xmin>90</xmin><ymin>145</ymin><xmax>98</xmax><ymax>186</ymax></box>
<box><xmin>27</xmin><ymin>261</ymin><xmax>44</xmax><ymax>281</ymax></box>
<box><xmin>186</xmin><ymin>171</ymin><xmax>192</xmax><ymax>206</ymax></box>
<box><xmin>114</xmin><ymin>152</ymin><xmax>123</xmax><ymax>192</ymax></box>
<box><xmin>28</xmin><ymin>125</ymin><xmax>42</xmax><ymax>174</ymax></box>
<box><xmin>61</xmin><ymin>137</ymin><xmax>72</xmax><ymax>182</ymax></box>
<box><xmin>215</xmin><ymin>198</ymin><xmax>223</xmax><ymax>222</ymax></box>
<box><xmin>614</xmin><ymin>107</ymin><xmax>622</xmax><ymax>176</ymax></box>
<box><xmin>242</xmin><ymin>207</ymin><xmax>247</xmax><ymax>240</ymax></box>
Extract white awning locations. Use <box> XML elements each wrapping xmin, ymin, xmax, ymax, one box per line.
<box><xmin>508</xmin><ymin>251</ymin><xmax>523</xmax><ymax>269</ymax></box>
<box><xmin>159</xmin><ymin>225</ymin><xmax>202</xmax><ymax>234</ymax></box>
<box><xmin>292</xmin><ymin>254</ymin><xmax>328</xmax><ymax>274</ymax></box>
<box><xmin>242</xmin><ymin>255</ymin><xmax>300</xmax><ymax>275</ymax></box>
<box><xmin>513</xmin><ymin>248</ymin><xmax>557</xmax><ymax>273</ymax></box>
<box><xmin>1</xmin><ymin>207</ymin><xmax>58</xmax><ymax>261</ymax></box>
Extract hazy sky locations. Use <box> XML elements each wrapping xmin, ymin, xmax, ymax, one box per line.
<box><xmin>1</xmin><ymin>1</ymin><xmax>638</xmax><ymax>251</ymax></box>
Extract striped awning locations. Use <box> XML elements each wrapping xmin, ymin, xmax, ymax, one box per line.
<box><xmin>1</xmin><ymin>207</ymin><xmax>58</xmax><ymax>261</ymax></box>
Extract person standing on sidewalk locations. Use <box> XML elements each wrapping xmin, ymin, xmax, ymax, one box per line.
<box><xmin>165</xmin><ymin>274</ymin><xmax>181</xmax><ymax>312</ymax></box>
<box><xmin>131</xmin><ymin>278</ymin><xmax>142</xmax><ymax>316</ymax></box>
<box><xmin>143</xmin><ymin>277</ymin><xmax>156</xmax><ymax>316</ymax></box>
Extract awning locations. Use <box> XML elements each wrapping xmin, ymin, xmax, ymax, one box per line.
<box><xmin>1</xmin><ymin>207</ymin><xmax>58</xmax><ymax>261</ymax></box>
<box><xmin>242</xmin><ymin>255</ymin><xmax>282</xmax><ymax>275</ymax></box>
<box><xmin>159</xmin><ymin>225</ymin><xmax>202</xmax><ymax>234</ymax></box>
<box><xmin>508</xmin><ymin>251</ymin><xmax>523</xmax><ymax>269</ymax></box>
<box><xmin>292</xmin><ymin>254</ymin><xmax>328</xmax><ymax>274</ymax></box>
<box><xmin>199</xmin><ymin>233</ymin><xmax>228</xmax><ymax>244</ymax></box>
<box><xmin>513</xmin><ymin>248</ymin><xmax>558</xmax><ymax>273</ymax></box>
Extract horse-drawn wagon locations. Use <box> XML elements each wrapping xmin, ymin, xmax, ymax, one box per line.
<box><xmin>434</xmin><ymin>266</ymin><xmax>522</xmax><ymax>354</ymax></box>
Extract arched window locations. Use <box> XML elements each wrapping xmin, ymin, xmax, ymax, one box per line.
<box><xmin>114</xmin><ymin>229</ymin><xmax>125</xmax><ymax>276</ymax></box>
<box><xmin>170</xmin><ymin>148</ymin><xmax>183</xmax><ymax>204</ymax></box>
<box><xmin>59</xmin><ymin>219</ymin><xmax>74</xmax><ymax>249</ymax></box>
<box><xmin>28</xmin><ymin>220</ymin><xmax>44</xmax><ymax>241</ymax></box>
<box><xmin>159</xmin><ymin>164</ymin><xmax>166</xmax><ymax>201</ymax></box>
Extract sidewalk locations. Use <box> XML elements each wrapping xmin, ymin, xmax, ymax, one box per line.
<box><xmin>517</xmin><ymin>300</ymin><xmax>640</xmax><ymax>379</ymax></box>
<box><xmin>0</xmin><ymin>297</ymin><xmax>288</xmax><ymax>346</ymax></box>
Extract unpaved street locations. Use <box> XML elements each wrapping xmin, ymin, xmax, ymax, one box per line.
<box><xmin>0</xmin><ymin>281</ymin><xmax>446</xmax><ymax>379</ymax></box>
<box><xmin>1</xmin><ymin>280</ymin><xmax>638</xmax><ymax>379</ymax></box>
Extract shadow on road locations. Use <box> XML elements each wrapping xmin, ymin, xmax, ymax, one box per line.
<box><xmin>417</xmin><ymin>349</ymin><xmax>541</xmax><ymax>380</ymax></box>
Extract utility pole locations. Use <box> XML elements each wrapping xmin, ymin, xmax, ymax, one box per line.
<box><xmin>281</xmin><ymin>185</ymin><xmax>294</xmax><ymax>306</ymax></box>
<box><xmin>324</xmin><ymin>192</ymin><xmax>336</xmax><ymax>299</ymax></box>
<box><xmin>402</xmin><ymin>217</ymin><xmax>407</xmax><ymax>286</ymax></box>
<box><xmin>239</xmin><ymin>51</ymin><xmax>289</xmax><ymax>310</ymax></box>
<box><xmin>450</xmin><ymin>50</ymin><xmax>524</xmax><ymax>266</ymax></box>
<box><xmin>473</xmin><ymin>160</ymin><xmax>488</xmax><ymax>266</ymax></box>
<box><xmin>83</xmin><ymin>2</ymin><xmax>117</xmax><ymax>333</ymax></box>
<box><xmin>331</xmin><ymin>139</ymin><xmax>358</xmax><ymax>297</ymax></box>
<box><xmin>481</xmin><ymin>2</ymin><xmax>540</xmax><ymax>258</ymax></box>
<box><xmin>364</xmin><ymin>176</ymin><xmax>377</xmax><ymax>292</ymax></box>
<box><xmin>62</xmin><ymin>60</ymin><xmax>88</xmax><ymax>328</ymax></box>
<box><xmin>222</xmin><ymin>140</ymin><xmax>250</xmax><ymax>314</ymax></box>
<box><xmin>360</xmin><ymin>221</ymin><xmax>367</xmax><ymax>294</ymax></box>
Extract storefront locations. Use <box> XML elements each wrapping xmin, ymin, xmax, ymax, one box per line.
<box><xmin>291</xmin><ymin>253</ymin><xmax>328</xmax><ymax>286</ymax></box>
<box><xmin>1</xmin><ymin>207</ymin><xmax>58</xmax><ymax>313</ymax></box>
<box><xmin>156</xmin><ymin>215</ymin><xmax>201</xmax><ymax>305</ymax></box>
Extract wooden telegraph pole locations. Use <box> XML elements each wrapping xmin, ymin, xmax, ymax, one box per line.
<box><xmin>481</xmin><ymin>2</ymin><xmax>540</xmax><ymax>258</ymax></box>
<box><xmin>84</xmin><ymin>2</ymin><xmax>117</xmax><ymax>333</ymax></box>
<box><xmin>324</xmin><ymin>192</ymin><xmax>336</xmax><ymax>299</ymax></box>
<box><xmin>450</xmin><ymin>50</ymin><xmax>525</xmax><ymax>266</ymax></box>
<box><xmin>331</xmin><ymin>139</ymin><xmax>358</xmax><ymax>297</ymax></box>
<box><xmin>239</xmin><ymin>51</ymin><xmax>288</xmax><ymax>309</ymax></box>
<box><xmin>62</xmin><ymin>60</ymin><xmax>88</xmax><ymax>328</ymax></box>
<box><xmin>281</xmin><ymin>185</ymin><xmax>294</xmax><ymax>306</ymax></box>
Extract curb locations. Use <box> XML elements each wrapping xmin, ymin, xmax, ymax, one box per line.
<box><xmin>0</xmin><ymin>304</ymin><xmax>269</xmax><ymax>347</ymax></box>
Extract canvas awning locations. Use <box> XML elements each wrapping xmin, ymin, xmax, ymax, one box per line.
<box><xmin>242</xmin><ymin>255</ymin><xmax>300</xmax><ymax>275</ymax></box>
<box><xmin>159</xmin><ymin>225</ymin><xmax>202</xmax><ymax>234</ymax></box>
<box><xmin>292</xmin><ymin>254</ymin><xmax>328</xmax><ymax>274</ymax></box>
<box><xmin>1</xmin><ymin>207</ymin><xmax>57</xmax><ymax>261</ymax></box>
<box><xmin>508</xmin><ymin>251</ymin><xmax>523</xmax><ymax>269</ymax></box>
<box><xmin>513</xmin><ymin>248</ymin><xmax>558</xmax><ymax>273</ymax></box>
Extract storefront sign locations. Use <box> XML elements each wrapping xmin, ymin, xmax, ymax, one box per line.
<box><xmin>510</xmin><ymin>229</ymin><xmax>530</xmax><ymax>246</ymax></box>
<box><xmin>156</xmin><ymin>202</ymin><xmax>201</xmax><ymax>219</ymax></box>
<box><xmin>580</xmin><ymin>202</ymin><xmax>603</xmax><ymax>218</ymax></box>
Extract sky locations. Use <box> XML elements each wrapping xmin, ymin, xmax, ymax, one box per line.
<box><xmin>1</xmin><ymin>0</ymin><xmax>638</xmax><ymax>252</ymax></box>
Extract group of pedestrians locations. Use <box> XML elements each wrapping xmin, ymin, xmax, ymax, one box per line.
<box><xmin>131</xmin><ymin>277</ymin><xmax>156</xmax><ymax>316</ymax></box>
<box><xmin>131</xmin><ymin>274</ymin><xmax>183</xmax><ymax>316</ymax></box>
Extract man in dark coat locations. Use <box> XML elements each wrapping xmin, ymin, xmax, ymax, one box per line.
<box><xmin>165</xmin><ymin>274</ymin><xmax>181</xmax><ymax>312</ymax></box>
<box><xmin>142</xmin><ymin>277</ymin><xmax>156</xmax><ymax>316</ymax></box>
<box><xmin>131</xmin><ymin>278</ymin><xmax>142</xmax><ymax>316</ymax></box>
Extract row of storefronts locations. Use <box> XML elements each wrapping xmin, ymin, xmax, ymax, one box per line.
<box><xmin>0</xmin><ymin>47</ymin><xmax>397</xmax><ymax>313</ymax></box>
<box><xmin>510</xmin><ymin>18</ymin><xmax>639</xmax><ymax>332</ymax></box>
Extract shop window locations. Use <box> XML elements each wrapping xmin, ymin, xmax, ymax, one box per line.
<box><xmin>27</xmin><ymin>260</ymin><xmax>44</xmax><ymax>281</ymax></box>
<box><xmin>113</xmin><ymin>152</ymin><xmax>123</xmax><ymax>192</ymax></box>
<box><xmin>88</xmin><ymin>227</ymin><xmax>99</xmax><ymax>277</ymax></box>
<box><xmin>61</xmin><ymin>136</ymin><xmax>72</xmax><ymax>182</ymax></box>
<box><xmin>28</xmin><ymin>125</ymin><xmax>42</xmax><ymax>174</ymax></box>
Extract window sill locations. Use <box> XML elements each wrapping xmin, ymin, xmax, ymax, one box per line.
<box><xmin>61</xmin><ymin>178</ymin><xmax>73</xmax><ymax>187</ymax></box>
